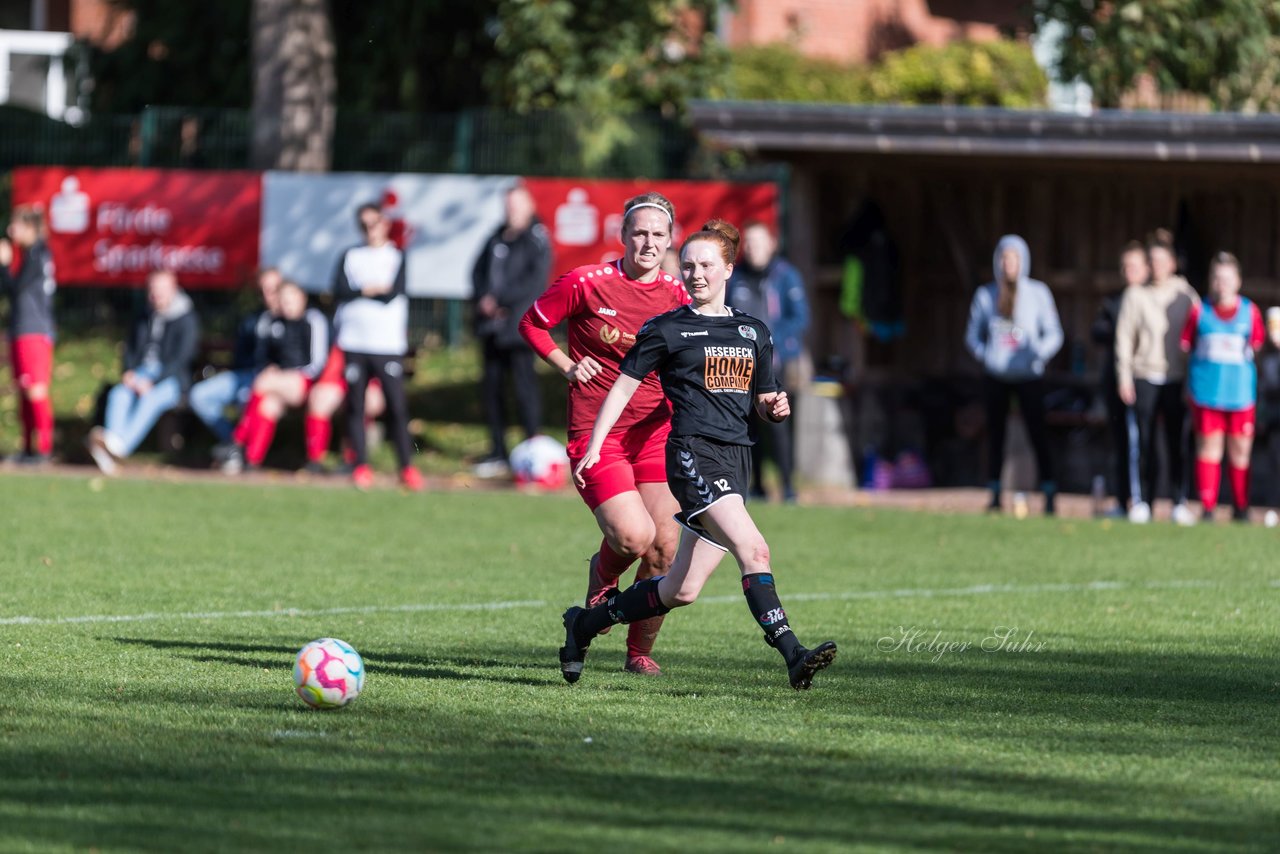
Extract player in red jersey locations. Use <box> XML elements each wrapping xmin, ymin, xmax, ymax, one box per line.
<box><xmin>519</xmin><ymin>192</ymin><xmax>690</xmax><ymax>676</ymax></box>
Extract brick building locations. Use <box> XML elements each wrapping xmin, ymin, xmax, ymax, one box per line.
<box><xmin>719</xmin><ymin>0</ymin><xmax>1024</xmax><ymax>63</ymax></box>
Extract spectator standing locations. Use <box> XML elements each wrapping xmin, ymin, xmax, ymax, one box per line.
<box><xmin>1114</xmin><ymin>228</ymin><xmax>1200</xmax><ymax>525</ymax></box>
<box><xmin>1182</xmin><ymin>253</ymin><xmax>1263</xmax><ymax>522</ymax></box>
<box><xmin>470</xmin><ymin>184</ymin><xmax>552</xmax><ymax>477</ymax></box>
<box><xmin>728</xmin><ymin>220</ymin><xmax>809</xmax><ymax>503</ymax></box>
<box><xmin>965</xmin><ymin>234</ymin><xmax>1063</xmax><ymax>515</ymax></box>
<box><xmin>87</xmin><ymin>270</ymin><xmax>199</xmax><ymax>475</ymax></box>
<box><xmin>0</xmin><ymin>207</ymin><xmax>57</xmax><ymax>464</ymax></box>
<box><xmin>1090</xmin><ymin>242</ymin><xmax>1149</xmax><ymax>515</ymax></box>
<box><xmin>189</xmin><ymin>267</ymin><xmax>282</xmax><ymax>456</ymax></box>
<box><xmin>332</xmin><ymin>203</ymin><xmax>422</xmax><ymax>491</ymax></box>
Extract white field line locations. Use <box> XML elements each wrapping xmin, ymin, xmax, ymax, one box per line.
<box><xmin>0</xmin><ymin>579</ymin><xmax>1251</xmax><ymax>628</ymax></box>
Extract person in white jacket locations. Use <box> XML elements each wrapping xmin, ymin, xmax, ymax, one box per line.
<box><xmin>965</xmin><ymin>234</ymin><xmax>1063</xmax><ymax>515</ymax></box>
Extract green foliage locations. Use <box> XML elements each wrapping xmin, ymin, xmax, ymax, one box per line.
<box><xmin>869</xmin><ymin>40</ymin><xmax>1048</xmax><ymax>108</ymax></box>
<box><xmin>2</xmin><ymin>476</ymin><xmax>1279</xmax><ymax>850</ymax></box>
<box><xmin>485</xmin><ymin>0</ymin><xmax>729</xmax><ymax>115</ymax></box>
<box><xmin>89</xmin><ymin>0</ymin><xmax>728</xmax><ymax>120</ymax></box>
<box><xmin>727</xmin><ymin>43</ymin><xmax>869</xmax><ymax>103</ymax></box>
<box><xmin>1034</xmin><ymin>0</ymin><xmax>1280</xmax><ymax>110</ymax></box>
<box><xmin>726</xmin><ymin>40</ymin><xmax>1047</xmax><ymax>108</ymax></box>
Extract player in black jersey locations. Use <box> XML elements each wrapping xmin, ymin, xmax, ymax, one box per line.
<box><xmin>560</xmin><ymin>220</ymin><xmax>836</xmax><ymax>690</ymax></box>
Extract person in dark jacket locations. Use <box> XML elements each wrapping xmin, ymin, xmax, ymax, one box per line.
<box><xmin>471</xmin><ymin>184</ymin><xmax>552</xmax><ymax>477</ymax></box>
<box><xmin>0</xmin><ymin>206</ymin><xmax>57</xmax><ymax>464</ymax></box>
<box><xmin>1090</xmin><ymin>241</ymin><xmax>1149</xmax><ymax>515</ymax></box>
<box><xmin>727</xmin><ymin>220</ymin><xmax>810</xmax><ymax>502</ymax></box>
<box><xmin>188</xmin><ymin>267</ymin><xmax>282</xmax><ymax>452</ymax></box>
<box><xmin>88</xmin><ymin>269</ymin><xmax>199</xmax><ymax>475</ymax></box>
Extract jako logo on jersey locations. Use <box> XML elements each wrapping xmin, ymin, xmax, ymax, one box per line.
<box><xmin>738</xmin><ymin>325</ymin><xmax>757</xmax><ymax>341</ymax></box>
<box><xmin>596</xmin><ymin>307</ymin><xmax>617</xmax><ymax>316</ymax></box>
<box><xmin>599</xmin><ymin>325</ymin><xmax>621</xmax><ymax>344</ymax></box>
<box><xmin>680</xmin><ymin>330</ymin><xmax>709</xmax><ymax>338</ymax></box>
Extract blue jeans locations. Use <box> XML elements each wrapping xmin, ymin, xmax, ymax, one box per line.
<box><xmin>104</xmin><ymin>367</ymin><xmax>184</xmax><ymax>457</ymax></box>
<box><xmin>188</xmin><ymin>369</ymin><xmax>256</xmax><ymax>442</ymax></box>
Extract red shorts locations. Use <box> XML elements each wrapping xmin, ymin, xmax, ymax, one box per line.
<box><xmin>567</xmin><ymin>418</ymin><xmax>671</xmax><ymax>511</ymax></box>
<box><xmin>315</xmin><ymin>345</ymin><xmax>345</xmax><ymax>388</ymax></box>
<box><xmin>1192</xmin><ymin>403</ymin><xmax>1256</xmax><ymax>438</ymax></box>
<box><xmin>312</xmin><ymin>346</ymin><xmax>382</xmax><ymax>396</ymax></box>
<box><xmin>11</xmin><ymin>334</ymin><xmax>53</xmax><ymax>390</ymax></box>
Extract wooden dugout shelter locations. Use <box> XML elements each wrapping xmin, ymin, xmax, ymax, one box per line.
<box><xmin>688</xmin><ymin>102</ymin><xmax>1280</xmax><ymax>490</ymax></box>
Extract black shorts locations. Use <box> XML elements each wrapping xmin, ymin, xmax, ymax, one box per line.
<box><xmin>666</xmin><ymin>434</ymin><xmax>751</xmax><ymax>551</ymax></box>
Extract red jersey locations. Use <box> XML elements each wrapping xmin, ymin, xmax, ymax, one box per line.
<box><xmin>1180</xmin><ymin>300</ymin><xmax>1264</xmax><ymax>353</ymax></box>
<box><xmin>521</xmin><ymin>260</ymin><xmax>689</xmax><ymax>436</ymax></box>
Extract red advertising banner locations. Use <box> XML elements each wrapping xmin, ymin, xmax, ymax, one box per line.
<box><xmin>521</xmin><ymin>178</ymin><xmax>779</xmax><ymax>277</ymax></box>
<box><xmin>11</xmin><ymin>167</ymin><xmax>263</xmax><ymax>288</ymax></box>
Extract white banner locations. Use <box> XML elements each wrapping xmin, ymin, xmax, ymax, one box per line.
<box><xmin>261</xmin><ymin>172</ymin><xmax>517</xmax><ymax>298</ymax></box>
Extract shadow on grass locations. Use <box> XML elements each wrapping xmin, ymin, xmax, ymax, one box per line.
<box><xmin>111</xmin><ymin>635</ymin><xmax>557</xmax><ymax>688</ymax></box>
<box><xmin>3</xmin><ymin>636</ymin><xmax>1270</xmax><ymax>851</ymax></box>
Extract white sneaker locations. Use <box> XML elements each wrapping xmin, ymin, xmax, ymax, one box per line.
<box><xmin>1171</xmin><ymin>503</ymin><xmax>1197</xmax><ymax>527</ymax></box>
<box><xmin>86</xmin><ymin>428</ymin><xmax>119</xmax><ymax>477</ymax></box>
<box><xmin>472</xmin><ymin>458</ymin><xmax>510</xmax><ymax>479</ymax></box>
<box><xmin>1128</xmin><ymin>501</ymin><xmax>1151</xmax><ymax>524</ymax></box>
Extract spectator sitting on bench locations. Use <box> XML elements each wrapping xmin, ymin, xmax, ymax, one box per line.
<box><xmin>88</xmin><ymin>269</ymin><xmax>200</xmax><ymax>475</ymax></box>
<box><xmin>190</xmin><ymin>267</ymin><xmax>282</xmax><ymax>462</ymax></box>
<box><xmin>221</xmin><ymin>281</ymin><xmax>329</xmax><ymax>474</ymax></box>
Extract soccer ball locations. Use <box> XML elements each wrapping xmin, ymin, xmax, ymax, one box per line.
<box><xmin>509</xmin><ymin>434</ymin><xmax>570</xmax><ymax>489</ymax></box>
<box><xmin>293</xmin><ymin>637</ymin><xmax>365</xmax><ymax>709</ymax></box>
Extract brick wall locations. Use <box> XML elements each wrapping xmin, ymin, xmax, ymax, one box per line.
<box><xmin>723</xmin><ymin>0</ymin><xmax>1017</xmax><ymax>63</ymax></box>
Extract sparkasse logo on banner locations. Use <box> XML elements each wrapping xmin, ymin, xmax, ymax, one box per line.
<box><xmin>12</xmin><ymin>167</ymin><xmax>263</xmax><ymax>288</ymax></box>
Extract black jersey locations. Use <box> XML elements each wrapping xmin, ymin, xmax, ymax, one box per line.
<box><xmin>265</xmin><ymin>309</ymin><xmax>329</xmax><ymax>378</ymax></box>
<box><xmin>2</xmin><ymin>239</ymin><xmax>56</xmax><ymax>339</ymax></box>
<box><xmin>620</xmin><ymin>305</ymin><xmax>779</xmax><ymax>445</ymax></box>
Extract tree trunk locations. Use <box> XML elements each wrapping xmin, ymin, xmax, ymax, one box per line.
<box><xmin>251</xmin><ymin>0</ymin><xmax>335</xmax><ymax>171</ymax></box>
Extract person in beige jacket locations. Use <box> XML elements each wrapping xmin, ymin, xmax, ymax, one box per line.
<box><xmin>1114</xmin><ymin>228</ymin><xmax>1200</xmax><ymax>524</ymax></box>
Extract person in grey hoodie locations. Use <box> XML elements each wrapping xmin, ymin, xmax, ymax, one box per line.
<box><xmin>87</xmin><ymin>269</ymin><xmax>200</xmax><ymax>475</ymax></box>
<box><xmin>965</xmin><ymin>234</ymin><xmax>1063</xmax><ymax>514</ymax></box>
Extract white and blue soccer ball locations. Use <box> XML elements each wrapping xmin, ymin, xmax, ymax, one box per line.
<box><xmin>293</xmin><ymin>637</ymin><xmax>365</xmax><ymax>709</ymax></box>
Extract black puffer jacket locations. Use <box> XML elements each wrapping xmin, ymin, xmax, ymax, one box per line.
<box><xmin>471</xmin><ymin>219</ymin><xmax>552</xmax><ymax>348</ymax></box>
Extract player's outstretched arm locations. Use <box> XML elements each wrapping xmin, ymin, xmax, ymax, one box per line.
<box><xmin>756</xmin><ymin>390</ymin><xmax>790</xmax><ymax>423</ymax></box>
<box><xmin>574</xmin><ymin>374</ymin><xmax>642</xmax><ymax>487</ymax></box>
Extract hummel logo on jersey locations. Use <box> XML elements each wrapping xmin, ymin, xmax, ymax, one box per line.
<box><xmin>596</xmin><ymin>307</ymin><xmax>617</xmax><ymax>316</ymax></box>
<box><xmin>680</xmin><ymin>330</ymin><xmax>709</xmax><ymax>338</ymax></box>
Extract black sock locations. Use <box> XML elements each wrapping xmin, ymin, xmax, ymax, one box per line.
<box><xmin>742</xmin><ymin>573</ymin><xmax>802</xmax><ymax>663</ymax></box>
<box><xmin>575</xmin><ymin>577</ymin><xmax>670</xmax><ymax>645</ymax></box>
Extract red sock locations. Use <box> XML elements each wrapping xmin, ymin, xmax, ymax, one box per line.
<box><xmin>19</xmin><ymin>395</ymin><xmax>34</xmax><ymax>454</ymax></box>
<box><xmin>304</xmin><ymin>415</ymin><xmax>331</xmax><ymax>463</ymax></box>
<box><xmin>1229</xmin><ymin>464</ymin><xmax>1250</xmax><ymax>511</ymax></box>
<box><xmin>233</xmin><ymin>394</ymin><xmax>261</xmax><ymax>446</ymax></box>
<box><xmin>244</xmin><ymin>413</ymin><xmax>278</xmax><ymax>466</ymax></box>
<box><xmin>1197</xmin><ymin>459</ymin><xmax>1221</xmax><ymax>513</ymax></box>
<box><xmin>596</xmin><ymin>538</ymin><xmax>638</xmax><ymax>584</ymax></box>
<box><xmin>31</xmin><ymin>396</ymin><xmax>53</xmax><ymax>455</ymax></box>
<box><xmin>626</xmin><ymin>615</ymin><xmax>665</xmax><ymax>659</ymax></box>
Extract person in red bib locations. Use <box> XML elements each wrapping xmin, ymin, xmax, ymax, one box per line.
<box><xmin>519</xmin><ymin>192</ymin><xmax>690</xmax><ymax>676</ymax></box>
<box><xmin>0</xmin><ymin>206</ymin><xmax>56</xmax><ymax>464</ymax></box>
<box><xmin>1181</xmin><ymin>252</ymin><xmax>1264</xmax><ymax>522</ymax></box>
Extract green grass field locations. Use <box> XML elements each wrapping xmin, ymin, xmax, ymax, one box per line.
<box><xmin>1</xmin><ymin>473</ymin><xmax>1277</xmax><ymax>853</ymax></box>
